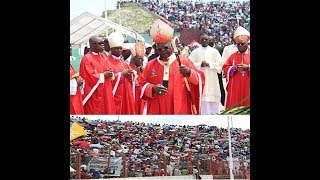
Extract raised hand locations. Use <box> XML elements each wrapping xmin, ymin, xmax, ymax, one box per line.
<box><xmin>76</xmin><ymin>76</ymin><xmax>84</xmax><ymax>86</ymax></box>
<box><xmin>179</xmin><ymin>65</ymin><xmax>191</xmax><ymax>77</ymax></box>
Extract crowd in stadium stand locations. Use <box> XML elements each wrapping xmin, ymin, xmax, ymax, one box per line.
<box><xmin>142</xmin><ymin>0</ymin><xmax>250</xmax><ymax>46</ymax></box>
<box><xmin>70</xmin><ymin>116</ymin><xmax>250</xmax><ymax>178</ymax></box>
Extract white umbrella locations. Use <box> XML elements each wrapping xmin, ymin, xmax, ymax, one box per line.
<box><xmin>89</xmin><ymin>144</ymin><xmax>104</xmax><ymax>148</ymax></box>
<box><xmin>70</xmin><ymin>166</ymin><xmax>76</xmax><ymax>172</ymax></box>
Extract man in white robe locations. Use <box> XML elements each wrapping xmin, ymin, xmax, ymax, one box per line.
<box><xmin>188</xmin><ymin>34</ymin><xmax>224</xmax><ymax>114</ymax></box>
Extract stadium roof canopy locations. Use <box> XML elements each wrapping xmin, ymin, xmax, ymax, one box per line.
<box><xmin>70</xmin><ymin>12</ymin><xmax>145</xmax><ymax>48</ymax></box>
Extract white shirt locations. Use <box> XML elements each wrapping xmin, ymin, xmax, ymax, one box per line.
<box><xmin>134</xmin><ymin>149</ymin><xmax>141</xmax><ymax>154</ymax></box>
<box><xmin>221</xmin><ymin>44</ymin><xmax>238</xmax><ymax>63</ymax></box>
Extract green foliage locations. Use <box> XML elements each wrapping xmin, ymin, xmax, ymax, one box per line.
<box><xmin>102</xmin><ymin>3</ymin><xmax>157</xmax><ymax>34</ymax></box>
<box><xmin>219</xmin><ymin>96</ymin><xmax>250</xmax><ymax>115</ymax></box>
<box><xmin>220</xmin><ymin>106</ymin><xmax>250</xmax><ymax>115</ymax></box>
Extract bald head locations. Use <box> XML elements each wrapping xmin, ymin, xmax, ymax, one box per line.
<box><xmin>89</xmin><ymin>36</ymin><xmax>102</xmax><ymax>44</ymax></box>
<box><xmin>199</xmin><ymin>34</ymin><xmax>210</xmax><ymax>47</ymax></box>
<box><xmin>89</xmin><ymin>36</ymin><xmax>104</xmax><ymax>53</ymax></box>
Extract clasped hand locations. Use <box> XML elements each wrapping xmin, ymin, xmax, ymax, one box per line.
<box><xmin>201</xmin><ymin>61</ymin><xmax>209</xmax><ymax>67</ymax></box>
<box><xmin>122</xmin><ymin>69</ymin><xmax>134</xmax><ymax>78</ymax></box>
<box><xmin>152</xmin><ymin>84</ymin><xmax>168</xmax><ymax>96</ymax></box>
<box><xmin>104</xmin><ymin>69</ymin><xmax>114</xmax><ymax>78</ymax></box>
<box><xmin>235</xmin><ymin>64</ymin><xmax>249</xmax><ymax>71</ymax></box>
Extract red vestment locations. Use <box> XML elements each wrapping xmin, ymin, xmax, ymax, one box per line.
<box><xmin>79</xmin><ymin>51</ymin><xmax>116</xmax><ymax>114</ymax></box>
<box><xmin>70</xmin><ymin>65</ymin><xmax>84</xmax><ymax>114</ymax></box>
<box><xmin>130</xmin><ymin>63</ymin><xmax>145</xmax><ymax>114</ymax></box>
<box><xmin>139</xmin><ymin>54</ymin><xmax>205</xmax><ymax>114</ymax></box>
<box><xmin>106</xmin><ymin>55</ymin><xmax>135</xmax><ymax>114</ymax></box>
<box><xmin>222</xmin><ymin>50</ymin><xmax>250</xmax><ymax>109</ymax></box>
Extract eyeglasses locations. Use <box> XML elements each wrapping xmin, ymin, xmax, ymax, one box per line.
<box><xmin>156</xmin><ymin>46</ymin><xmax>171</xmax><ymax>51</ymax></box>
<box><xmin>111</xmin><ymin>47</ymin><xmax>123</xmax><ymax>51</ymax></box>
<box><xmin>235</xmin><ymin>43</ymin><xmax>247</xmax><ymax>46</ymax></box>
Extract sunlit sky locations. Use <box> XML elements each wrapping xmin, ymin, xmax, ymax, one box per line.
<box><xmin>71</xmin><ymin>115</ymin><xmax>250</xmax><ymax>129</ymax></box>
<box><xmin>70</xmin><ymin>0</ymin><xmax>118</xmax><ymax>20</ymax></box>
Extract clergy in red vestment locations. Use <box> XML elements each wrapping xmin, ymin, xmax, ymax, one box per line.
<box><xmin>129</xmin><ymin>42</ymin><xmax>147</xmax><ymax>114</ymax></box>
<box><xmin>138</xmin><ymin>19</ymin><xmax>205</xmax><ymax>115</ymax></box>
<box><xmin>79</xmin><ymin>36</ymin><xmax>116</xmax><ymax>114</ymax></box>
<box><xmin>222</xmin><ymin>26</ymin><xmax>250</xmax><ymax>109</ymax></box>
<box><xmin>103</xmin><ymin>38</ymin><xmax>111</xmax><ymax>56</ymax></box>
<box><xmin>106</xmin><ymin>31</ymin><xmax>136</xmax><ymax>114</ymax></box>
<box><xmin>70</xmin><ymin>45</ymin><xmax>84</xmax><ymax>114</ymax></box>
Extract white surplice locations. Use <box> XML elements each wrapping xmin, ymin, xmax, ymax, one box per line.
<box><xmin>189</xmin><ymin>46</ymin><xmax>224</xmax><ymax>114</ymax></box>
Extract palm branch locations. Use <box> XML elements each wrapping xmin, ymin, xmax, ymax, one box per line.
<box><xmin>219</xmin><ymin>96</ymin><xmax>250</xmax><ymax>115</ymax></box>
